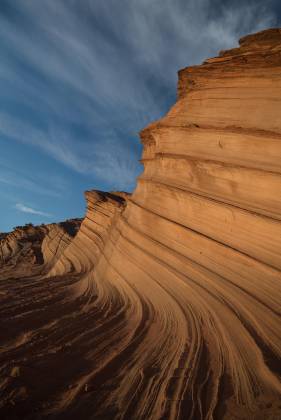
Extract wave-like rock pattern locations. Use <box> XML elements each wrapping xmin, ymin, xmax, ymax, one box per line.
<box><xmin>1</xmin><ymin>28</ymin><xmax>281</xmax><ymax>420</ymax></box>
<box><xmin>65</xmin><ymin>28</ymin><xmax>281</xmax><ymax>419</ymax></box>
<box><xmin>0</xmin><ymin>219</ymin><xmax>81</xmax><ymax>280</ymax></box>
<box><xmin>41</xmin><ymin>220</ymin><xmax>81</xmax><ymax>270</ymax></box>
<box><xmin>47</xmin><ymin>191</ymin><xmax>128</xmax><ymax>277</ymax></box>
<box><xmin>0</xmin><ymin>224</ymin><xmax>49</xmax><ymax>280</ymax></box>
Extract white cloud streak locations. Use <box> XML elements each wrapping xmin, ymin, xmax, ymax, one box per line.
<box><xmin>15</xmin><ymin>203</ymin><xmax>52</xmax><ymax>217</ymax></box>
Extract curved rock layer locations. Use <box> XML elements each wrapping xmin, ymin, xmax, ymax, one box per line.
<box><xmin>67</xmin><ymin>28</ymin><xmax>281</xmax><ymax>419</ymax></box>
<box><xmin>1</xmin><ymin>28</ymin><xmax>281</xmax><ymax>420</ymax></box>
<box><xmin>0</xmin><ymin>219</ymin><xmax>81</xmax><ymax>280</ymax></box>
<box><xmin>0</xmin><ymin>224</ymin><xmax>49</xmax><ymax>280</ymax></box>
<box><xmin>47</xmin><ymin>191</ymin><xmax>128</xmax><ymax>277</ymax></box>
<box><xmin>41</xmin><ymin>220</ymin><xmax>81</xmax><ymax>270</ymax></box>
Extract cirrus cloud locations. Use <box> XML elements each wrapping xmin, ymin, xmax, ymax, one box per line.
<box><xmin>15</xmin><ymin>203</ymin><xmax>53</xmax><ymax>218</ymax></box>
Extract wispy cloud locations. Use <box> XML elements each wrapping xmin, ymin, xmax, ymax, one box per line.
<box><xmin>0</xmin><ymin>0</ymin><xmax>277</xmax><ymax>190</ymax></box>
<box><xmin>15</xmin><ymin>203</ymin><xmax>52</xmax><ymax>218</ymax></box>
<box><xmin>0</xmin><ymin>165</ymin><xmax>62</xmax><ymax>198</ymax></box>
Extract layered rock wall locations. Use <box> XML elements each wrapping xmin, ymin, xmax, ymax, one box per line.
<box><xmin>41</xmin><ymin>219</ymin><xmax>81</xmax><ymax>270</ymax></box>
<box><xmin>47</xmin><ymin>191</ymin><xmax>128</xmax><ymax>277</ymax></box>
<box><xmin>0</xmin><ymin>219</ymin><xmax>81</xmax><ymax>278</ymax></box>
<box><xmin>0</xmin><ymin>224</ymin><xmax>48</xmax><ymax>268</ymax></box>
<box><xmin>67</xmin><ymin>29</ymin><xmax>281</xmax><ymax>419</ymax></box>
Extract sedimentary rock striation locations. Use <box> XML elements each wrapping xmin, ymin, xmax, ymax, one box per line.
<box><xmin>0</xmin><ymin>223</ymin><xmax>49</xmax><ymax>282</ymax></box>
<box><xmin>1</xmin><ymin>28</ymin><xmax>281</xmax><ymax>419</ymax></box>
<box><xmin>0</xmin><ymin>219</ymin><xmax>81</xmax><ymax>279</ymax></box>
<box><xmin>46</xmin><ymin>191</ymin><xmax>129</xmax><ymax>277</ymax></box>
<box><xmin>41</xmin><ymin>220</ymin><xmax>81</xmax><ymax>271</ymax></box>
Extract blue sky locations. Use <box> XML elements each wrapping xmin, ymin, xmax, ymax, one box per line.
<box><xmin>0</xmin><ymin>0</ymin><xmax>280</xmax><ymax>232</ymax></box>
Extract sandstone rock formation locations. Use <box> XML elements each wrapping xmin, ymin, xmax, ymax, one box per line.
<box><xmin>41</xmin><ymin>220</ymin><xmax>81</xmax><ymax>271</ymax></box>
<box><xmin>47</xmin><ymin>191</ymin><xmax>129</xmax><ymax>277</ymax></box>
<box><xmin>0</xmin><ymin>223</ymin><xmax>49</xmax><ymax>280</ymax></box>
<box><xmin>0</xmin><ymin>219</ymin><xmax>81</xmax><ymax>280</ymax></box>
<box><xmin>0</xmin><ymin>28</ymin><xmax>281</xmax><ymax>420</ymax></box>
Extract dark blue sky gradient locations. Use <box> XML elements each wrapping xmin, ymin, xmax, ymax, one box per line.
<box><xmin>0</xmin><ymin>0</ymin><xmax>280</xmax><ymax>231</ymax></box>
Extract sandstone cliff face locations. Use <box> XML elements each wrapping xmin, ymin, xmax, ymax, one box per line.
<box><xmin>65</xmin><ymin>28</ymin><xmax>281</xmax><ymax>419</ymax></box>
<box><xmin>1</xmin><ymin>28</ymin><xmax>281</xmax><ymax>420</ymax></box>
<box><xmin>46</xmin><ymin>191</ymin><xmax>129</xmax><ymax>277</ymax></box>
<box><xmin>41</xmin><ymin>220</ymin><xmax>81</xmax><ymax>270</ymax></box>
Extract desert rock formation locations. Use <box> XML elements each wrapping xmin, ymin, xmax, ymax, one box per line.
<box><xmin>0</xmin><ymin>223</ymin><xmax>49</xmax><ymax>281</ymax></box>
<box><xmin>1</xmin><ymin>28</ymin><xmax>281</xmax><ymax>420</ymax></box>
<box><xmin>0</xmin><ymin>224</ymin><xmax>47</xmax><ymax>266</ymax></box>
<box><xmin>47</xmin><ymin>191</ymin><xmax>129</xmax><ymax>277</ymax></box>
<box><xmin>41</xmin><ymin>220</ymin><xmax>81</xmax><ymax>271</ymax></box>
<box><xmin>0</xmin><ymin>220</ymin><xmax>81</xmax><ymax>280</ymax></box>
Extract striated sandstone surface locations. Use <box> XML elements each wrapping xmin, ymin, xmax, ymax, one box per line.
<box><xmin>0</xmin><ymin>223</ymin><xmax>49</xmax><ymax>279</ymax></box>
<box><xmin>0</xmin><ymin>28</ymin><xmax>281</xmax><ymax>420</ymax></box>
<box><xmin>41</xmin><ymin>220</ymin><xmax>81</xmax><ymax>272</ymax></box>
<box><xmin>0</xmin><ymin>219</ymin><xmax>81</xmax><ymax>280</ymax></box>
<box><xmin>47</xmin><ymin>190</ymin><xmax>129</xmax><ymax>277</ymax></box>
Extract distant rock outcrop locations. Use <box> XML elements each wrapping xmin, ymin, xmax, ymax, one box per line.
<box><xmin>0</xmin><ymin>224</ymin><xmax>48</xmax><ymax>276</ymax></box>
<box><xmin>0</xmin><ymin>28</ymin><xmax>281</xmax><ymax>420</ymax></box>
<box><xmin>0</xmin><ymin>219</ymin><xmax>81</xmax><ymax>279</ymax></box>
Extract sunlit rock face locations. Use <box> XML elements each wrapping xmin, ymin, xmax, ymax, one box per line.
<box><xmin>76</xmin><ymin>28</ymin><xmax>281</xmax><ymax>419</ymax></box>
<box><xmin>41</xmin><ymin>220</ymin><xmax>81</xmax><ymax>271</ymax></box>
<box><xmin>1</xmin><ymin>28</ymin><xmax>281</xmax><ymax>420</ymax></box>
<box><xmin>46</xmin><ymin>191</ymin><xmax>129</xmax><ymax>277</ymax></box>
